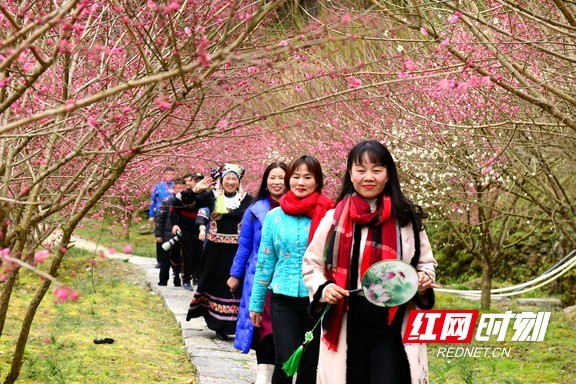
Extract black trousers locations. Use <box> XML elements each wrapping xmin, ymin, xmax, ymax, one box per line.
<box><xmin>270</xmin><ymin>293</ymin><xmax>319</xmax><ymax>384</ymax></box>
<box><xmin>346</xmin><ymin>295</ymin><xmax>410</xmax><ymax>384</ymax></box>
<box><xmin>158</xmin><ymin>243</ymin><xmax>181</xmax><ymax>285</ymax></box>
<box><xmin>255</xmin><ymin>334</ymin><xmax>276</xmax><ymax>365</ymax></box>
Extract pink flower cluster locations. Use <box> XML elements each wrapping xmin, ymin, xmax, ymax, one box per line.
<box><xmin>347</xmin><ymin>76</ymin><xmax>362</xmax><ymax>88</ymax></box>
<box><xmin>53</xmin><ymin>287</ymin><xmax>80</xmax><ymax>303</ymax></box>
<box><xmin>34</xmin><ymin>250</ymin><xmax>50</xmax><ymax>264</ymax></box>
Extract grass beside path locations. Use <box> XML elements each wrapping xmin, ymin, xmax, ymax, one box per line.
<box><xmin>73</xmin><ymin>218</ymin><xmax>157</xmax><ymax>259</ymax></box>
<box><xmin>0</xmin><ymin>248</ymin><xmax>196</xmax><ymax>384</ymax></box>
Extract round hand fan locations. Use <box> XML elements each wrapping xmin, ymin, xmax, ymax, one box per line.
<box><xmin>349</xmin><ymin>260</ymin><xmax>419</xmax><ymax>307</ymax></box>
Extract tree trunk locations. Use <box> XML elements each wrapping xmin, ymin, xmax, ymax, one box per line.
<box><xmin>480</xmin><ymin>261</ymin><xmax>492</xmax><ymax>309</ymax></box>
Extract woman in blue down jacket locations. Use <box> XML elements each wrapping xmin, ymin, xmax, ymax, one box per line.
<box><xmin>227</xmin><ymin>161</ymin><xmax>287</xmax><ymax>384</ymax></box>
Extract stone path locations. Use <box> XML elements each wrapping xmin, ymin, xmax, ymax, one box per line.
<box><xmin>68</xmin><ymin>236</ymin><xmax>257</xmax><ymax>384</ymax></box>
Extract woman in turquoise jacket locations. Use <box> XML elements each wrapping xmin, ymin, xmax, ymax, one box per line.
<box><xmin>249</xmin><ymin>155</ymin><xmax>333</xmax><ymax>384</ymax></box>
<box><xmin>227</xmin><ymin>162</ymin><xmax>287</xmax><ymax>384</ymax></box>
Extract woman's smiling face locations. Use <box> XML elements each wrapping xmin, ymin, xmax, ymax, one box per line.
<box><xmin>221</xmin><ymin>173</ymin><xmax>240</xmax><ymax>194</ymax></box>
<box><xmin>349</xmin><ymin>155</ymin><xmax>388</xmax><ymax>199</ymax></box>
<box><xmin>267</xmin><ymin>167</ymin><xmax>286</xmax><ymax>200</ymax></box>
<box><xmin>289</xmin><ymin>164</ymin><xmax>317</xmax><ymax>198</ymax></box>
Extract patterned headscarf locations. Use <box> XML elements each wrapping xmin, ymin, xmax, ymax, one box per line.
<box><xmin>217</xmin><ymin>163</ymin><xmax>245</xmax><ymax>180</ymax></box>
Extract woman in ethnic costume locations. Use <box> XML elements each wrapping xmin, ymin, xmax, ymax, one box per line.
<box><xmin>303</xmin><ymin>140</ymin><xmax>439</xmax><ymax>384</ymax></box>
<box><xmin>181</xmin><ymin>163</ymin><xmax>252</xmax><ymax>341</ymax></box>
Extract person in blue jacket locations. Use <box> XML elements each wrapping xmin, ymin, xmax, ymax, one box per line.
<box><xmin>249</xmin><ymin>155</ymin><xmax>333</xmax><ymax>384</ymax></box>
<box><xmin>227</xmin><ymin>161</ymin><xmax>287</xmax><ymax>384</ymax></box>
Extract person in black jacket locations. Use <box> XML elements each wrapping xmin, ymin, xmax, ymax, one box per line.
<box><xmin>170</xmin><ymin>172</ymin><xmax>206</xmax><ymax>290</ymax></box>
<box><xmin>154</xmin><ymin>178</ymin><xmax>187</xmax><ymax>287</ymax></box>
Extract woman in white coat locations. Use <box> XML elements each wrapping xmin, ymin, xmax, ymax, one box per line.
<box><xmin>303</xmin><ymin>140</ymin><xmax>439</xmax><ymax>384</ymax></box>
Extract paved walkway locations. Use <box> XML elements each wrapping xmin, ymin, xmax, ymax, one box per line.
<box><xmin>68</xmin><ymin>236</ymin><xmax>257</xmax><ymax>384</ymax></box>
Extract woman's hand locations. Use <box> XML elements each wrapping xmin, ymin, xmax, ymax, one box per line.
<box><xmin>193</xmin><ymin>177</ymin><xmax>216</xmax><ymax>193</ymax></box>
<box><xmin>323</xmin><ymin>283</ymin><xmax>349</xmax><ymax>305</ymax></box>
<box><xmin>250</xmin><ymin>311</ymin><xmax>262</xmax><ymax>327</ymax></box>
<box><xmin>417</xmin><ymin>271</ymin><xmax>440</xmax><ymax>295</ymax></box>
<box><xmin>227</xmin><ymin>276</ymin><xmax>240</xmax><ymax>292</ymax></box>
<box><xmin>171</xmin><ymin>225</ymin><xmax>181</xmax><ymax>235</ymax></box>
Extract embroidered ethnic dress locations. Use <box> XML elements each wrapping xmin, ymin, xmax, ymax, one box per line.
<box><xmin>186</xmin><ymin>193</ymin><xmax>252</xmax><ymax>335</ymax></box>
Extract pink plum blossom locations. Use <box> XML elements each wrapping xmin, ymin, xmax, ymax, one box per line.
<box><xmin>87</xmin><ymin>117</ymin><xmax>100</xmax><ymax>128</ymax></box>
<box><xmin>404</xmin><ymin>59</ymin><xmax>417</xmax><ymax>71</ymax></box>
<box><xmin>347</xmin><ymin>76</ymin><xmax>361</xmax><ymax>88</ymax></box>
<box><xmin>65</xmin><ymin>100</ymin><xmax>75</xmax><ymax>112</ymax></box>
<box><xmin>22</xmin><ymin>62</ymin><xmax>34</xmax><ymax>73</ymax></box>
<box><xmin>198</xmin><ymin>49</ymin><xmax>210</xmax><ymax>68</ymax></box>
<box><xmin>53</xmin><ymin>287</ymin><xmax>79</xmax><ymax>303</ymax></box>
<box><xmin>154</xmin><ymin>97</ymin><xmax>171</xmax><ymax>110</ymax></box>
<box><xmin>437</xmin><ymin>79</ymin><xmax>451</xmax><ymax>90</ymax></box>
<box><xmin>165</xmin><ymin>1</ymin><xmax>179</xmax><ymax>13</ymax></box>
<box><xmin>448</xmin><ymin>12</ymin><xmax>462</xmax><ymax>24</ymax></box>
<box><xmin>34</xmin><ymin>250</ymin><xmax>50</xmax><ymax>264</ymax></box>
<box><xmin>123</xmin><ymin>245</ymin><xmax>132</xmax><ymax>254</ymax></box>
<box><xmin>217</xmin><ymin>120</ymin><xmax>228</xmax><ymax>130</ymax></box>
<box><xmin>456</xmin><ymin>82</ymin><xmax>469</xmax><ymax>94</ymax></box>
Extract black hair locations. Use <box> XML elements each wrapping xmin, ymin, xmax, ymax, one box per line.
<box><xmin>285</xmin><ymin>155</ymin><xmax>324</xmax><ymax>193</ymax></box>
<box><xmin>336</xmin><ymin>140</ymin><xmax>427</xmax><ymax>228</ymax></box>
<box><xmin>253</xmin><ymin>161</ymin><xmax>288</xmax><ymax>203</ymax></box>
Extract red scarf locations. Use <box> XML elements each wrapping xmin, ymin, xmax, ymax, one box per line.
<box><xmin>279</xmin><ymin>190</ymin><xmax>333</xmax><ymax>243</ymax></box>
<box><xmin>323</xmin><ymin>193</ymin><xmax>398</xmax><ymax>351</ymax></box>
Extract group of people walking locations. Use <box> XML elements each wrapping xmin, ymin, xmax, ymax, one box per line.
<box><xmin>152</xmin><ymin>171</ymin><xmax>205</xmax><ymax>290</ymax></box>
<box><xmin>149</xmin><ymin>140</ymin><xmax>439</xmax><ymax>384</ymax></box>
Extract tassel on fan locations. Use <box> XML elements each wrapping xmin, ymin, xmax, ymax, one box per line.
<box><xmin>282</xmin><ymin>330</ymin><xmax>314</xmax><ymax>376</ymax></box>
<box><xmin>282</xmin><ymin>304</ymin><xmax>331</xmax><ymax>376</ymax></box>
